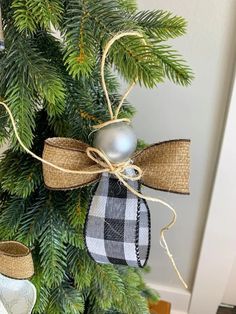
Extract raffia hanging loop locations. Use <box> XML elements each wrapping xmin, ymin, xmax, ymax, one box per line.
<box><xmin>0</xmin><ymin>241</ymin><xmax>34</xmax><ymax>279</ymax></box>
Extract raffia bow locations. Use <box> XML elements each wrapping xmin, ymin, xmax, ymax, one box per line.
<box><xmin>42</xmin><ymin>137</ymin><xmax>190</xmax><ymax>194</ymax></box>
<box><xmin>0</xmin><ymin>241</ymin><xmax>34</xmax><ymax>279</ymax></box>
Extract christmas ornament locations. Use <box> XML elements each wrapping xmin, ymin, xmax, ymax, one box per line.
<box><xmin>93</xmin><ymin>121</ymin><xmax>137</xmax><ymax>163</ymax></box>
<box><xmin>0</xmin><ymin>4</ymin><xmax>4</xmax><ymax>51</ymax></box>
<box><xmin>0</xmin><ymin>300</ymin><xmax>8</xmax><ymax>314</ymax></box>
<box><xmin>0</xmin><ymin>241</ymin><xmax>36</xmax><ymax>314</ymax></box>
<box><xmin>0</xmin><ymin>31</ymin><xmax>191</xmax><ymax>288</ymax></box>
<box><xmin>0</xmin><ymin>274</ymin><xmax>36</xmax><ymax>314</ymax></box>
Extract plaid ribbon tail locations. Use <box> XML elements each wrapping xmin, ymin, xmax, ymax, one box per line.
<box><xmin>85</xmin><ymin>170</ymin><xmax>151</xmax><ymax>267</ymax></box>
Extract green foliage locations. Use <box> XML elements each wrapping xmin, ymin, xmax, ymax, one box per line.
<box><xmin>0</xmin><ymin>0</ymin><xmax>192</xmax><ymax>312</ymax></box>
<box><xmin>39</xmin><ymin>209</ymin><xmax>67</xmax><ymax>288</ymax></box>
<box><xmin>134</xmin><ymin>10</ymin><xmax>187</xmax><ymax>40</ymax></box>
<box><xmin>5</xmin><ymin>82</ymin><xmax>37</xmax><ymax>149</ymax></box>
<box><xmin>0</xmin><ymin>25</ymin><xmax>65</xmax><ymax>148</ymax></box>
<box><xmin>61</xmin><ymin>0</ymin><xmax>193</xmax><ymax>88</ymax></box>
<box><xmin>108</xmin><ymin>35</ymin><xmax>163</xmax><ymax>88</ymax></box>
<box><xmin>154</xmin><ymin>44</ymin><xmax>194</xmax><ymax>86</ymax></box>
<box><xmin>0</xmin><ymin>195</ymin><xmax>27</xmax><ymax>239</ymax></box>
<box><xmin>46</xmin><ymin>283</ymin><xmax>84</xmax><ymax>314</ymax></box>
<box><xmin>117</xmin><ymin>0</ymin><xmax>137</xmax><ymax>13</ymax></box>
<box><xmin>0</xmin><ymin>150</ymin><xmax>42</xmax><ymax>197</ymax></box>
<box><xmin>31</xmin><ymin>261</ymin><xmax>51</xmax><ymax>313</ymax></box>
<box><xmin>12</xmin><ymin>0</ymin><xmax>63</xmax><ymax>33</ymax></box>
<box><xmin>63</xmin><ymin>0</ymin><xmax>97</xmax><ymax>78</ymax></box>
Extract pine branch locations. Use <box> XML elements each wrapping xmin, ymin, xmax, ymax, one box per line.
<box><xmin>1</xmin><ymin>25</ymin><xmax>65</xmax><ymax>147</ymax></box>
<box><xmin>47</xmin><ymin>283</ymin><xmax>84</xmax><ymax>314</ymax></box>
<box><xmin>62</xmin><ymin>1</ymin><xmax>191</xmax><ymax>87</ymax></box>
<box><xmin>39</xmin><ymin>207</ymin><xmax>67</xmax><ymax>288</ymax></box>
<box><xmin>15</xmin><ymin>42</ymin><xmax>66</xmax><ymax>117</ymax></box>
<box><xmin>16</xmin><ymin>187</ymin><xmax>49</xmax><ymax>244</ymax></box>
<box><xmin>153</xmin><ymin>44</ymin><xmax>194</xmax><ymax>86</ymax></box>
<box><xmin>63</xmin><ymin>0</ymin><xmax>97</xmax><ymax>77</ymax></box>
<box><xmin>68</xmin><ymin>247</ymin><xmax>94</xmax><ymax>290</ymax></box>
<box><xmin>86</xmin><ymin>2</ymin><xmax>165</xmax><ymax>87</ymax></box>
<box><xmin>109</xmin><ymin>36</ymin><xmax>164</xmax><ymax>88</ymax></box>
<box><xmin>33</xmin><ymin>283</ymin><xmax>50</xmax><ymax>314</ymax></box>
<box><xmin>117</xmin><ymin>0</ymin><xmax>137</xmax><ymax>13</ymax></box>
<box><xmin>0</xmin><ymin>195</ymin><xmax>26</xmax><ymax>239</ymax></box>
<box><xmin>0</xmin><ymin>103</ymin><xmax>9</xmax><ymax>145</ymax></box>
<box><xmin>88</xmin><ymin>0</ymin><xmax>135</xmax><ymax>37</ymax></box>
<box><xmin>134</xmin><ymin>10</ymin><xmax>187</xmax><ymax>41</ymax></box>
<box><xmin>31</xmin><ymin>265</ymin><xmax>51</xmax><ymax>314</ymax></box>
<box><xmin>60</xmin><ymin>283</ymin><xmax>85</xmax><ymax>314</ymax></box>
<box><xmin>12</xmin><ymin>0</ymin><xmax>63</xmax><ymax>33</ymax></box>
<box><xmin>0</xmin><ymin>150</ymin><xmax>42</xmax><ymax>197</ymax></box>
<box><xmin>65</xmin><ymin>189</ymin><xmax>87</xmax><ymax>230</ymax></box>
<box><xmin>112</xmin><ymin>268</ymin><xmax>150</xmax><ymax>314</ymax></box>
<box><xmin>5</xmin><ymin>82</ymin><xmax>37</xmax><ymax>149</ymax></box>
<box><xmin>90</xmin><ymin>264</ymin><xmax>125</xmax><ymax>310</ymax></box>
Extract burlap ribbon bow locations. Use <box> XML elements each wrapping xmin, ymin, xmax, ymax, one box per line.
<box><xmin>0</xmin><ymin>241</ymin><xmax>34</xmax><ymax>279</ymax></box>
<box><xmin>42</xmin><ymin>137</ymin><xmax>190</xmax><ymax>194</ymax></box>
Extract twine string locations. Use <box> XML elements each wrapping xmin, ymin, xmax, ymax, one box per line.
<box><xmin>115</xmin><ymin>173</ymin><xmax>188</xmax><ymax>289</ymax></box>
<box><xmin>86</xmin><ymin>147</ymin><xmax>143</xmax><ymax>181</ymax></box>
<box><xmin>100</xmin><ymin>31</ymin><xmax>145</xmax><ymax>123</ymax></box>
<box><xmin>92</xmin><ymin>118</ymin><xmax>131</xmax><ymax>130</ymax></box>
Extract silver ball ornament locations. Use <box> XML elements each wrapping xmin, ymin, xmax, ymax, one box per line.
<box><xmin>93</xmin><ymin>122</ymin><xmax>137</xmax><ymax>163</ymax></box>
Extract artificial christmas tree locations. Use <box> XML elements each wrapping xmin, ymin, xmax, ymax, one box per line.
<box><xmin>0</xmin><ymin>1</ymin><xmax>193</xmax><ymax>313</ymax></box>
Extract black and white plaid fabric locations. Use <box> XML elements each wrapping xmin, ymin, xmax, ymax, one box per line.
<box><xmin>85</xmin><ymin>169</ymin><xmax>151</xmax><ymax>267</ymax></box>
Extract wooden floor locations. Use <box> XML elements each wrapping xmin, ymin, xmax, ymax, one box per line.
<box><xmin>217</xmin><ymin>306</ymin><xmax>236</xmax><ymax>314</ymax></box>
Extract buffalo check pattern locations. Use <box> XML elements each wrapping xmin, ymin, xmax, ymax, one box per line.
<box><xmin>85</xmin><ymin>169</ymin><xmax>151</xmax><ymax>267</ymax></box>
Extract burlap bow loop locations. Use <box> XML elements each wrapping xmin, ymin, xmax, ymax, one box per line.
<box><xmin>0</xmin><ymin>241</ymin><xmax>34</xmax><ymax>280</ymax></box>
<box><xmin>42</xmin><ymin>137</ymin><xmax>190</xmax><ymax>194</ymax></box>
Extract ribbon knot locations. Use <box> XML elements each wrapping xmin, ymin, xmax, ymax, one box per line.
<box><xmin>86</xmin><ymin>146</ymin><xmax>143</xmax><ymax>182</ymax></box>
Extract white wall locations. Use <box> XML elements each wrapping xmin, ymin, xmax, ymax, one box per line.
<box><xmin>131</xmin><ymin>0</ymin><xmax>236</xmax><ymax>296</ymax></box>
<box><xmin>188</xmin><ymin>70</ymin><xmax>236</xmax><ymax>314</ymax></box>
<box><xmin>223</xmin><ymin>256</ymin><xmax>236</xmax><ymax>305</ymax></box>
